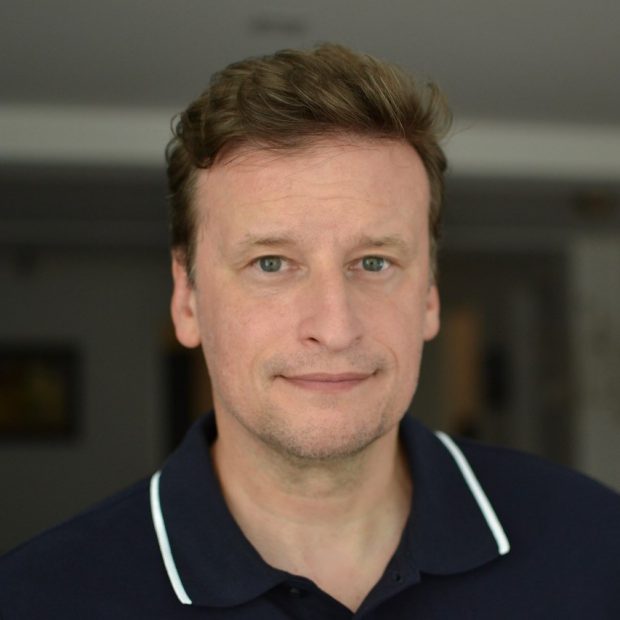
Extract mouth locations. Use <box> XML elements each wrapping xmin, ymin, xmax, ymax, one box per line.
<box><xmin>278</xmin><ymin>372</ymin><xmax>375</xmax><ymax>393</ymax></box>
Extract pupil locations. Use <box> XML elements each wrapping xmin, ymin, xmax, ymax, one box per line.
<box><xmin>259</xmin><ymin>256</ymin><xmax>282</xmax><ymax>272</ymax></box>
<box><xmin>363</xmin><ymin>256</ymin><xmax>384</xmax><ymax>271</ymax></box>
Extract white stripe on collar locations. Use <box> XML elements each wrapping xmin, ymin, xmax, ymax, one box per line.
<box><xmin>435</xmin><ymin>431</ymin><xmax>511</xmax><ymax>556</ymax></box>
<box><xmin>149</xmin><ymin>471</ymin><xmax>193</xmax><ymax>605</ymax></box>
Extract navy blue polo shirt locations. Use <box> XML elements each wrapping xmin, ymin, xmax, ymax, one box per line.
<box><xmin>1</xmin><ymin>412</ymin><xmax>619</xmax><ymax>618</ymax></box>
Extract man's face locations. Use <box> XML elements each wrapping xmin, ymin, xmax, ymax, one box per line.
<box><xmin>171</xmin><ymin>137</ymin><xmax>440</xmax><ymax>461</ymax></box>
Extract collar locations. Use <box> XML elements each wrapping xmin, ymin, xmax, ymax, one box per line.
<box><xmin>150</xmin><ymin>412</ymin><xmax>510</xmax><ymax>607</ymax></box>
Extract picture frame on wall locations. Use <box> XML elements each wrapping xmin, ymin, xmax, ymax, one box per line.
<box><xmin>0</xmin><ymin>345</ymin><xmax>79</xmax><ymax>439</ymax></box>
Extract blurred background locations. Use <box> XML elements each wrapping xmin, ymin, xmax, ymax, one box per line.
<box><xmin>1</xmin><ymin>0</ymin><xmax>619</xmax><ymax>553</ymax></box>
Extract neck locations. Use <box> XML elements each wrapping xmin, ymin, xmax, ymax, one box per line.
<box><xmin>211</xmin><ymin>413</ymin><xmax>412</xmax><ymax>611</ymax></box>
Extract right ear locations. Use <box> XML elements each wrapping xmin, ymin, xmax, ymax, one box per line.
<box><xmin>170</xmin><ymin>253</ymin><xmax>201</xmax><ymax>348</ymax></box>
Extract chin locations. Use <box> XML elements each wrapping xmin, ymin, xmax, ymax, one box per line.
<box><xmin>254</xmin><ymin>408</ymin><xmax>395</xmax><ymax>463</ymax></box>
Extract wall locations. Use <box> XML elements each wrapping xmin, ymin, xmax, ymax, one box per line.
<box><xmin>0</xmin><ymin>247</ymin><xmax>171</xmax><ymax>552</ymax></box>
<box><xmin>569</xmin><ymin>237</ymin><xmax>620</xmax><ymax>490</ymax></box>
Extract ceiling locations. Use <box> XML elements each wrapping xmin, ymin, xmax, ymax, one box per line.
<box><xmin>1</xmin><ymin>0</ymin><xmax>619</xmax><ymax>179</ymax></box>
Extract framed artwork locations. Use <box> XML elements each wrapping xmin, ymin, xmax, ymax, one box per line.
<box><xmin>0</xmin><ymin>345</ymin><xmax>79</xmax><ymax>438</ymax></box>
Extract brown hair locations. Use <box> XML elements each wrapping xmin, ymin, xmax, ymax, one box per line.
<box><xmin>166</xmin><ymin>43</ymin><xmax>451</xmax><ymax>278</ymax></box>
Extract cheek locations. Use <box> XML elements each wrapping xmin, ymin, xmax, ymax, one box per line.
<box><xmin>363</xmin><ymin>285</ymin><xmax>431</xmax><ymax>388</ymax></box>
<box><xmin>198</xmin><ymin>288</ymin><xmax>284</xmax><ymax>376</ymax></box>
<box><xmin>366</xmin><ymin>282</ymin><xmax>429</xmax><ymax>341</ymax></box>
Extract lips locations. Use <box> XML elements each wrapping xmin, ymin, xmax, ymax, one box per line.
<box><xmin>279</xmin><ymin>372</ymin><xmax>374</xmax><ymax>392</ymax></box>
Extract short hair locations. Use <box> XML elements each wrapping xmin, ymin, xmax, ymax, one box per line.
<box><xmin>166</xmin><ymin>43</ymin><xmax>451</xmax><ymax>279</ymax></box>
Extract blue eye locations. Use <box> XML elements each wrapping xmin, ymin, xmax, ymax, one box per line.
<box><xmin>361</xmin><ymin>256</ymin><xmax>387</xmax><ymax>271</ymax></box>
<box><xmin>258</xmin><ymin>256</ymin><xmax>283</xmax><ymax>272</ymax></box>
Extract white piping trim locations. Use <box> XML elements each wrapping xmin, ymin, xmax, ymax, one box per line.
<box><xmin>149</xmin><ymin>471</ymin><xmax>193</xmax><ymax>605</ymax></box>
<box><xmin>435</xmin><ymin>432</ymin><xmax>511</xmax><ymax>556</ymax></box>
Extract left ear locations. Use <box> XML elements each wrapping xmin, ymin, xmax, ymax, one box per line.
<box><xmin>423</xmin><ymin>284</ymin><xmax>440</xmax><ymax>341</ymax></box>
<box><xmin>170</xmin><ymin>253</ymin><xmax>201</xmax><ymax>348</ymax></box>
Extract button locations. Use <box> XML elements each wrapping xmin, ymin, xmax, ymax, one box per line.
<box><xmin>288</xmin><ymin>586</ymin><xmax>304</xmax><ymax>597</ymax></box>
<box><xmin>391</xmin><ymin>571</ymin><xmax>403</xmax><ymax>583</ymax></box>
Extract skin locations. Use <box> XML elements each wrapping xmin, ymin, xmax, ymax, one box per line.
<box><xmin>171</xmin><ymin>136</ymin><xmax>440</xmax><ymax>610</ymax></box>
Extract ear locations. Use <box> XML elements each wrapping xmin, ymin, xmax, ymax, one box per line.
<box><xmin>170</xmin><ymin>253</ymin><xmax>201</xmax><ymax>348</ymax></box>
<box><xmin>423</xmin><ymin>284</ymin><xmax>441</xmax><ymax>341</ymax></box>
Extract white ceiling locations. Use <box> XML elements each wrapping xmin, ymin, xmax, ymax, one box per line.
<box><xmin>2</xmin><ymin>0</ymin><xmax>619</xmax><ymax>179</ymax></box>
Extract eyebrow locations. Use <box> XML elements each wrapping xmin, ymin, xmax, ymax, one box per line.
<box><xmin>226</xmin><ymin>234</ymin><xmax>296</xmax><ymax>264</ymax></box>
<box><xmin>233</xmin><ymin>234</ymin><xmax>298</xmax><ymax>253</ymax></box>
<box><xmin>352</xmin><ymin>234</ymin><xmax>412</xmax><ymax>253</ymax></box>
<box><xmin>233</xmin><ymin>233</ymin><xmax>411</xmax><ymax>253</ymax></box>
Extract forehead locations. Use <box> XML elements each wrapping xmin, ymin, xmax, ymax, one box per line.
<box><xmin>195</xmin><ymin>137</ymin><xmax>430</xmax><ymax>245</ymax></box>
<box><xmin>192</xmin><ymin>137</ymin><xmax>430</xmax><ymax>238</ymax></box>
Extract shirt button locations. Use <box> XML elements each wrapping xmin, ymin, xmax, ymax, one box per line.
<box><xmin>288</xmin><ymin>586</ymin><xmax>303</xmax><ymax>597</ymax></box>
<box><xmin>392</xmin><ymin>571</ymin><xmax>403</xmax><ymax>583</ymax></box>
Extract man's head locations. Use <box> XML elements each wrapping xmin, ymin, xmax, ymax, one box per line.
<box><xmin>166</xmin><ymin>43</ymin><xmax>451</xmax><ymax>281</ymax></box>
<box><xmin>169</xmin><ymin>44</ymin><xmax>449</xmax><ymax>462</ymax></box>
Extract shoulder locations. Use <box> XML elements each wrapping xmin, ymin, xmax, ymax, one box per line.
<box><xmin>437</xmin><ymin>437</ymin><xmax>620</xmax><ymax>616</ymax></box>
<box><xmin>0</xmin><ymin>478</ymin><xmax>176</xmax><ymax>618</ymax></box>
<box><xmin>455</xmin><ymin>438</ymin><xmax>620</xmax><ymax>584</ymax></box>
<box><xmin>455</xmin><ymin>437</ymin><xmax>620</xmax><ymax>518</ymax></box>
<box><xmin>0</xmin><ymin>478</ymin><xmax>151</xmax><ymax>567</ymax></box>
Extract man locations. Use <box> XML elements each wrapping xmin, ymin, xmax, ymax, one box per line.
<box><xmin>1</xmin><ymin>44</ymin><xmax>619</xmax><ymax>618</ymax></box>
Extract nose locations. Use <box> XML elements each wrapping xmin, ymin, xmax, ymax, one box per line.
<box><xmin>297</xmin><ymin>268</ymin><xmax>363</xmax><ymax>352</ymax></box>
